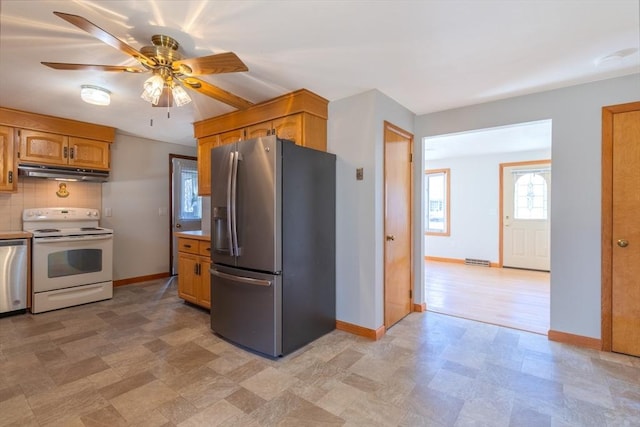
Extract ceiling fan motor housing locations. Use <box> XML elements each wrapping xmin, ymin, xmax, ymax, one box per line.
<box><xmin>140</xmin><ymin>35</ymin><xmax>183</xmax><ymax>68</ymax></box>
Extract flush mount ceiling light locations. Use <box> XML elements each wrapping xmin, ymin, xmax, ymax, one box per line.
<box><xmin>595</xmin><ymin>48</ymin><xmax>638</xmax><ymax>67</ymax></box>
<box><xmin>80</xmin><ymin>85</ymin><xmax>111</xmax><ymax>106</ymax></box>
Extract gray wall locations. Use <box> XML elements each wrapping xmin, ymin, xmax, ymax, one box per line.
<box><xmin>415</xmin><ymin>73</ymin><xmax>640</xmax><ymax>339</ymax></box>
<box><xmin>102</xmin><ymin>132</ymin><xmax>196</xmax><ymax>281</ymax></box>
<box><xmin>328</xmin><ymin>89</ymin><xmax>415</xmax><ymax>330</ymax></box>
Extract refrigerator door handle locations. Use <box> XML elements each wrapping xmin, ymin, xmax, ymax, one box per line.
<box><xmin>226</xmin><ymin>152</ymin><xmax>235</xmax><ymax>256</ymax></box>
<box><xmin>231</xmin><ymin>150</ymin><xmax>241</xmax><ymax>256</ymax></box>
<box><xmin>210</xmin><ymin>269</ymin><xmax>272</xmax><ymax>287</ymax></box>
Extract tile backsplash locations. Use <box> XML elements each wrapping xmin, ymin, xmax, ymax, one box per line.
<box><xmin>0</xmin><ymin>178</ymin><xmax>102</xmax><ymax>231</ymax></box>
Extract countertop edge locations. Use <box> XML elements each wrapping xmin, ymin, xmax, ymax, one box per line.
<box><xmin>0</xmin><ymin>231</ymin><xmax>33</xmax><ymax>239</ymax></box>
<box><xmin>174</xmin><ymin>231</ymin><xmax>210</xmax><ymax>241</ymax></box>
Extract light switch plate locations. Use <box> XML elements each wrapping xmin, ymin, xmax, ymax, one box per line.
<box><xmin>356</xmin><ymin>168</ymin><xmax>364</xmax><ymax>180</ymax></box>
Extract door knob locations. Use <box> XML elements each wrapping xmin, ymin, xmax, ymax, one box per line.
<box><xmin>176</xmin><ymin>223</ymin><xmax>182</xmax><ymax>229</ymax></box>
<box><xmin>617</xmin><ymin>239</ymin><xmax>629</xmax><ymax>248</ymax></box>
<box><xmin>386</xmin><ymin>235</ymin><xmax>395</xmax><ymax>241</ymax></box>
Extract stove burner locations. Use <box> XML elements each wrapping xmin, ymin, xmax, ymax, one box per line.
<box><xmin>80</xmin><ymin>227</ymin><xmax>101</xmax><ymax>231</ymax></box>
<box><xmin>34</xmin><ymin>228</ymin><xmax>60</xmax><ymax>233</ymax></box>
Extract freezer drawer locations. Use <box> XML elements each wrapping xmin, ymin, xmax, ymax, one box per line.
<box><xmin>210</xmin><ymin>265</ymin><xmax>282</xmax><ymax>357</ymax></box>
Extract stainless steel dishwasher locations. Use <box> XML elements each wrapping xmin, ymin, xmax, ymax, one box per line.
<box><xmin>0</xmin><ymin>238</ymin><xmax>28</xmax><ymax>316</ymax></box>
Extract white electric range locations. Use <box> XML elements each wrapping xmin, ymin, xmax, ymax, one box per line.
<box><xmin>23</xmin><ymin>207</ymin><xmax>114</xmax><ymax>313</ymax></box>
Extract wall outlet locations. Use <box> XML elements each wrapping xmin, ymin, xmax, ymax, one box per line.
<box><xmin>104</xmin><ymin>207</ymin><xmax>112</xmax><ymax>217</ymax></box>
<box><xmin>158</xmin><ymin>207</ymin><xmax>168</xmax><ymax>216</ymax></box>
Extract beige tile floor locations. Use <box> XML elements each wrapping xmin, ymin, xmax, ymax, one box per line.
<box><xmin>1</xmin><ymin>278</ymin><xmax>639</xmax><ymax>426</ymax></box>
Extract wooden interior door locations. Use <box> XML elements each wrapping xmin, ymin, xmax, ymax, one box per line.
<box><xmin>602</xmin><ymin>101</ymin><xmax>640</xmax><ymax>357</ymax></box>
<box><xmin>383</xmin><ymin>121</ymin><xmax>413</xmax><ymax>329</ymax></box>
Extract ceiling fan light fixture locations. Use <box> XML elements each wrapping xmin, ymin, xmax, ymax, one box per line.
<box><xmin>141</xmin><ymin>74</ymin><xmax>165</xmax><ymax>105</ymax></box>
<box><xmin>80</xmin><ymin>85</ymin><xmax>111</xmax><ymax>106</ymax></box>
<box><xmin>171</xmin><ymin>83</ymin><xmax>192</xmax><ymax>107</ymax></box>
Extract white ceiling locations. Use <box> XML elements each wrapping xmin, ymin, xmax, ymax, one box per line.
<box><xmin>424</xmin><ymin>119</ymin><xmax>552</xmax><ymax>161</ymax></box>
<box><xmin>1</xmin><ymin>1</ymin><xmax>638</xmax><ymax>147</ymax></box>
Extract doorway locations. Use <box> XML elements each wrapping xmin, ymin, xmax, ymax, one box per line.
<box><xmin>424</xmin><ymin>120</ymin><xmax>551</xmax><ymax>334</ymax></box>
<box><xmin>601</xmin><ymin>101</ymin><xmax>640</xmax><ymax>357</ymax></box>
<box><xmin>383</xmin><ymin>121</ymin><xmax>413</xmax><ymax>330</ymax></box>
<box><xmin>169</xmin><ymin>155</ymin><xmax>202</xmax><ymax>275</ymax></box>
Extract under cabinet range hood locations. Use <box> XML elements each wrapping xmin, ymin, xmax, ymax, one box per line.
<box><xmin>18</xmin><ymin>165</ymin><xmax>109</xmax><ymax>182</ymax></box>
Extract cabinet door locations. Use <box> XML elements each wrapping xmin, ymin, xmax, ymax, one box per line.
<box><xmin>18</xmin><ymin>130</ymin><xmax>68</xmax><ymax>166</ymax></box>
<box><xmin>177</xmin><ymin>253</ymin><xmax>199</xmax><ymax>304</ymax></box>
<box><xmin>199</xmin><ymin>258</ymin><xmax>211</xmax><ymax>309</ymax></box>
<box><xmin>198</xmin><ymin>135</ymin><xmax>219</xmax><ymax>196</ymax></box>
<box><xmin>68</xmin><ymin>137</ymin><xmax>110</xmax><ymax>170</ymax></box>
<box><xmin>0</xmin><ymin>126</ymin><xmax>16</xmax><ymax>192</ymax></box>
<box><xmin>245</xmin><ymin>122</ymin><xmax>272</xmax><ymax>140</ymax></box>
<box><xmin>219</xmin><ymin>129</ymin><xmax>244</xmax><ymax>145</ymax></box>
<box><xmin>272</xmin><ymin>114</ymin><xmax>303</xmax><ymax>143</ymax></box>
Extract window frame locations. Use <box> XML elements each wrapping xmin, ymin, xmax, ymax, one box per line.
<box><xmin>425</xmin><ymin>168</ymin><xmax>450</xmax><ymax>236</ymax></box>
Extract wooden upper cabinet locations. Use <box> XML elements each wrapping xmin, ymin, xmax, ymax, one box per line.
<box><xmin>272</xmin><ymin>114</ymin><xmax>302</xmax><ymax>143</ymax></box>
<box><xmin>219</xmin><ymin>128</ymin><xmax>245</xmax><ymax>145</ymax></box>
<box><xmin>1</xmin><ymin>107</ymin><xmax>115</xmax><ymax>173</ymax></box>
<box><xmin>0</xmin><ymin>125</ymin><xmax>16</xmax><ymax>192</ymax></box>
<box><xmin>245</xmin><ymin>114</ymin><xmax>303</xmax><ymax>143</ymax></box>
<box><xmin>68</xmin><ymin>137</ymin><xmax>110</xmax><ymax>170</ymax></box>
<box><xmin>194</xmin><ymin>89</ymin><xmax>328</xmax><ymax>195</ymax></box>
<box><xmin>245</xmin><ymin>122</ymin><xmax>272</xmax><ymax>140</ymax></box>
<box><xmin>18</xmin><ymin>130</ymin><xmax>109</xmax><ymax>170</ymax></box>
<box><xmin>197</xmin><ymin>135</ymin><xmax>218</xmax><ymax>196</ymax></box>
<box><xmin>18</xmin><ymin>130</ymin><xmax>68</xmax><ymax>166</ymax></box>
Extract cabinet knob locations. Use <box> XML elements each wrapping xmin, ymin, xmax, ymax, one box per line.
<box><xmin>617</xmin><ymin>239</ymin><xmax>629</xmax><ymax>248</ymax></box>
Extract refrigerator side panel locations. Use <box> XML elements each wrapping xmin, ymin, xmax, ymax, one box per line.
<box><xmin>210</xmin><ymin>143</ymin><xmax>237</xmax><ymax>267</ymax></box>
<box><xmin>235</xmin><ymin>136</ymin><xmax>281</xmax><ymax>273</ymax></box>
<box><xmin>281</xmin><ymin>143</ymin><xmax>336</xmax><ymax>355</ymax></box>
<box><xmin>210</xmin><ymin>265</ymin><xmax>282</xmax><ymax>357</ymax></box>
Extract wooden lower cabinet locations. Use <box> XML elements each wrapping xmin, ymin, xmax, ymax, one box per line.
<box><xmin>177</xmin><ymin>238</ymin><xmax>211</xmax><ymax>309</ymax></box>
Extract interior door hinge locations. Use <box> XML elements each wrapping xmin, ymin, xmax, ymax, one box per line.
<box><xmin>409</xmin><ymin>153</ymin><xmax>413</xmax><ymax>162</ymax></box>
<box><xmin>409</xmin><ymin>289</ymin><xmax>412</xmax><ymax>299</ymax></box>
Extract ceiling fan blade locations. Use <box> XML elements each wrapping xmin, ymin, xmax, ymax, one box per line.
<box><xmin>180</xmin><ymin>77</ymin><xmax>253</xmax><ymax>110</ymax></box>
<box><xmin>53</xmin><ymin>11</ymin><xmax>156</xmax><ymax>67</ymax></box>
<box><xmin>174</xmin><ymin>52</ymin><xmax>248</xmax><ymax>75</ymax></box>
<box><xmin>41</xmin><ymin>62</ymin><xmax>144</xmax><ymax>73</ymax></box>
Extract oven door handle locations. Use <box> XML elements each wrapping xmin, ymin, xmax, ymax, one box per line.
<box><xmin>34</xmin><ymin>235</ymin><xmax>113</xmax><ymax>243</ymax></box>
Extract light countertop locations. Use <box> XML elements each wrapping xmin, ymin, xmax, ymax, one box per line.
<box><xmin>174</xmin><ymin>230</ymin><xmax>210</xmax><ymax>241</ymax></box>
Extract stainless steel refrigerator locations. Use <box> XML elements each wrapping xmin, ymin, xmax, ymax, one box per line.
<box><xmin>209</xmin><ymin>135</ymin><xmax>336</xmax><ymax>357</ymax></box>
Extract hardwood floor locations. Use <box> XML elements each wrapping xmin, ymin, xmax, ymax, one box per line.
<box><xmin>424</xmin><ymin>260</ymin><xmax>550</xmax><ymax>335</ymax></box>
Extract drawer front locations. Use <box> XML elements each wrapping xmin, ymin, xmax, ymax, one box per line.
<box><xmin>178</xmin><ymin>238</ymin><xmax>199</xmax><ymax>254</ymax></box>
<box><xmin>198</xmin><ymin>240</ymin><xmax>211</xmax><ymax>257</ymax></box>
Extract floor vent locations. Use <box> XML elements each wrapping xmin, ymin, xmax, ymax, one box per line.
<box><xmin>464</xmin><ymin>258</ymin><xmax>491</xmax><ymax>267</ymax></box>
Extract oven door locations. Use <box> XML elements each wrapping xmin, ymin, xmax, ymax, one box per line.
<box><xmin>32</xmin><ymin>234</ymin><xmax>113</xmax><ymax>292</ymax></box>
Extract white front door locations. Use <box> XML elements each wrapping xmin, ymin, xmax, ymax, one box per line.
<box><xmin>502</xmin><ymin>162</ymin><xmax>551</xmax><ymax>271</ymax></box>
<box><xmin>171</xmin><ymin>156</ymin><xmax>202</xmax><ymax>275</ymax></box>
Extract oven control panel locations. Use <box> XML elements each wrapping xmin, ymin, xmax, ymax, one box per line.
<box><xmin>23</xmin><ymin>208</ymin><xmax>100</xmax><ymax>221</ymax></box>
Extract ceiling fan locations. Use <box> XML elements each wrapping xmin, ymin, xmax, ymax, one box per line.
<box><xmin>41</xmin><ymin>11</ymin><xmax>253</xmax><ymax>110</ymax></box>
